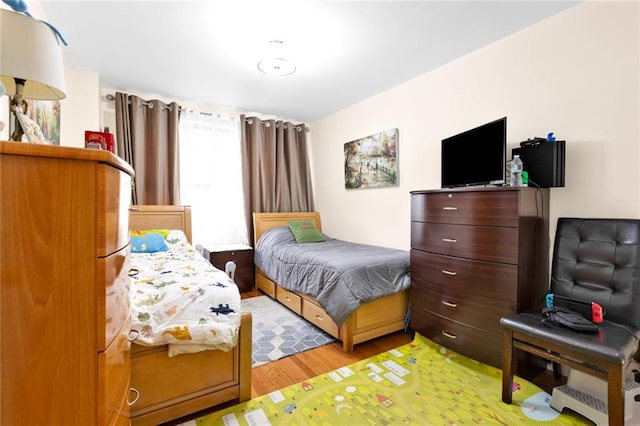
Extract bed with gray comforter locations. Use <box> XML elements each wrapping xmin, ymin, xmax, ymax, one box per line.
<box><xmin>254</xmin><ymin>226</ymin><xmax>411</xmax><ymax>325</ymax></box>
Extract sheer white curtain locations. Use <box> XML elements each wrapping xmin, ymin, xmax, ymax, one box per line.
<box><xmin>179</xmin><ymin>111</ymin><xmax>248</xmax><ymax>247</ymax></box>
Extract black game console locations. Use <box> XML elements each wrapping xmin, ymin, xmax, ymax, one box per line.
<box><xmin>512</xmin><ymin>140</ymin><xmax>565</xmax><ymax>188</ymax></box>
<box><xmin>520</xmin><ymin>137</ymin><xmax>547</xmax><ymax>147</ymax></box>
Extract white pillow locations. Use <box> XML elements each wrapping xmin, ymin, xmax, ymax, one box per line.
<box><xmin>165</xmin><ymin>229</ymin><xmax>190</xmax><ymax>249</ymax></box>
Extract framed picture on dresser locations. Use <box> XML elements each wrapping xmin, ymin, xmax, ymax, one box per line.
<box><xmin>8</xmin><ymin>98</ymin><xmax>61</xmax><ymax>144</ymax></box>
<box><xmin>26</xmin><ymin>99</ymin><xmax>61</xmax><ymax>145</ymax></box>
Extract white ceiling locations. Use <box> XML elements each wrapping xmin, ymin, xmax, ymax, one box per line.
<box><xmin>38</xmin><ymin>1</ymin><xmax>579</xmax><ymax>123</ymax></box>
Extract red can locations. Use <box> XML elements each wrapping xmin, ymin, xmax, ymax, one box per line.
<box><xmin>85</xmin><ymin>131</ymin><xmax>115</xmax><ymax>153</ymax></box>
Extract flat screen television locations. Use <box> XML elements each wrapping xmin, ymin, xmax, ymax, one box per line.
<box><xmin>441</xmin><ymin>117</ymin><xmax>506</xmax><ymax>188</ymax></box>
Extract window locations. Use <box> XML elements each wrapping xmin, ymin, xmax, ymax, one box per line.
<box><xmin>178</xmin><ymin>111</ymin><xmax>248</xmax><ymax>247</ymax></box>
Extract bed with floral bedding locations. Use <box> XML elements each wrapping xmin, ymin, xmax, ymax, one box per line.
<box><xmin>129</xmin><ymin>229</ymin><xmax>241</xmax><ymax>354</ymax></box>
<box><xmin>127</xmin><ymin>205</ymin><xmax>251</xmax><ymax>426</ymax></box>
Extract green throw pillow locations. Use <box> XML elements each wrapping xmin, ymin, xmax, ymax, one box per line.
<box><xmin>287</xmin><ymin>220</ymin><xmax>325</xmax><ymax>243</ymax></box>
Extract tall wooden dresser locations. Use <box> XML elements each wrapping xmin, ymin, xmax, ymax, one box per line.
<box><xmin>0</xmin><ymin>142</ymin><xmax>134</xmax><ymax>425</ymax></box>
<box><xmin>410</xmin><ymin>187</ymin><xmax>549</xmax><ymax>368</ymax></box>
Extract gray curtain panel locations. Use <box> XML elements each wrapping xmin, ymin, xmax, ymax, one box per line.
<box><xmin>240</xmin><ymin>114</ymin><xmax>315</xmax><ymax>242</ymax></box>
<box><xmin>115</xmin><ymin>92</ymin><xmax>181</xmax><ymax>205</ymax></box>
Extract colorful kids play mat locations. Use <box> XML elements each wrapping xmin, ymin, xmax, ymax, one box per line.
<box><xmin>183</xmin><ymin>333</ymin><xmax>590</xmax><ymax>426</ymax></box>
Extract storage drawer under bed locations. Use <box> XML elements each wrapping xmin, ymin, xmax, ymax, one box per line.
<box><xmin>256</xmin><ymin>270</ymin><xmax>275</xmax><ymax>297</ymax></box>
<box><xmin>302</xmin><ymin>298</ymin><xmax>339</xmax><ymax>337</ymax></box>
<box><xmin>276</xmin><ymin>286</ymin><xmax>302</xmax><ymax>315</ymax></box>
<box><xmin>129</xmin><ymin>344</ymin><xmax>238</xmax><ymax>416</ymax></box>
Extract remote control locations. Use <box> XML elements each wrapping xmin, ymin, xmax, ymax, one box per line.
<box><xmin>591</xmin><ymin>302</ymin><xmax>603</xmax><ymax>323</ymax></box>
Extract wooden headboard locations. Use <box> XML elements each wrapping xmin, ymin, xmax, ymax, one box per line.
<box><xmin>129</xmin><ymin>205</ymin><xmax>193</xmax><ymax>243</ymax></box>
<box><xmin>252</xmin><ymin>212</ymin><xmax>321</xmax><ymax>245</ymax></box>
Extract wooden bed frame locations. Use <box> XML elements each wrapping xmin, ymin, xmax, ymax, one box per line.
<box><xmin>128</xmin><ymin>205</ymin><xmax>252</xmax><ymax>426</ymax></box>
<box><xmin>253</xmin><ymin>212</ymin><xmax>409</xmax><ymax>352</ymax></box>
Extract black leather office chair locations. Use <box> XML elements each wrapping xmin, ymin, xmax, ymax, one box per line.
<box><xmin>500</xmin><ymin>218</ymin><xmax>640</xmax><ymax>425</ymax></box>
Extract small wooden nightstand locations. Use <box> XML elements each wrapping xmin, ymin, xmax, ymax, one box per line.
<box><xmin>202</xmin><ymin>244</ymin><xmax>254</xmax><ymax>292</ymax></box>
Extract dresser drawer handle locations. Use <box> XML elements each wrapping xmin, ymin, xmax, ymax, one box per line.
<box><xmin>128</xmin><ymin>387</ymin><xmax>140</xmax><ymax>406</ymax></box>
<box><xmin>128</xmin><ymin>206</ymin><xmax>140</xmax><ymax>211</ymax></box>
<box><xmin>442</xmin><ymin>300</ymin><xmax>457</xmax><ymax>308</ymax></box>
<box><xmin>128</xmin><ymin>268</ymin><xmax>140</xmax><ymax>277</ymax></box>
<box><xmin>128</xmin><ymin>329</ymin><xmax>140</xmax><ymax>342</ymax></box>
<box><xmin>442</xmin><ymin>238</ymin><xmax>458</xmax><ymax>243</ymax></box>
<box><xmin>285</xmin><ymin>297</ymin><xmax>291</xmax><ymax>302</ymax></box>
<box><xmin>441</xmin><ymin>269</ymin><xmax>457</xmax><ymax>276</ymax></box>
<box><xmin>442</xmin><ymin>206</ymin><xmax>458</xmax><ymax>211</ymax></box>
<box><xmin>442</xmin><ymin>331</ymin><xmax>457</xmax><ymax>339</ymax></box>
<box><xmin>316</xmin><ymin>315</ymin><xmax>324</xmax><ymax>321</ymax></box>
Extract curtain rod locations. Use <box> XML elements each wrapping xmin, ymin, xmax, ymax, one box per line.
<box><xmin>245</xmin><ymin>118</ymin><xmax>309</xmax><ymax>133</ymax></box>
<box><xmin>106</xmin><ymin>93</ymin><xmax>309</xmax><ymax>131</ymax></box>
<box><xmin>105</xmin><ymin>93</ymin><xmax>212</xmax><ymax>116</ymax></box>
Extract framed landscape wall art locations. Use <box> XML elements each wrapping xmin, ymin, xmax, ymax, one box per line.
<box><xmin>26</xmin><ymin>99</ymin><xmax>61</xmax><ymax>144</ymax></box>
<box><xmin>9</xmin><ymin>98</ymin><xmax>61</xmax><ymax>144</ymax></box>
<box><xmin>344</xmin><ymin>128</ymin><xmax>399</xmax><ymax>189</ymax></box>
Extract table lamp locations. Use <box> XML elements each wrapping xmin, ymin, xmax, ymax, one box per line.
<box><xmin>0</xmin><ymin>8</ymin><xmax>66</xmax><ymax>142</ymax></box>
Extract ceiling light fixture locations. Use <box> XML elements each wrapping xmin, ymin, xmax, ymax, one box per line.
<box><xmin>257</xmin><ymin>57</ymin><xmax>296</xmax><ymax>76</ymax></box>
<box><xmin>257</xmin><ymin>39</ymin><xmax>295</xmax><ymax>76</ymax></box>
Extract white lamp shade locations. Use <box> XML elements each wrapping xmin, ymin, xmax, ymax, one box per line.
<box><xmin>0</xmin><ymin>9</ymin><xmax>66</xmax><ymax>100</ymax></box>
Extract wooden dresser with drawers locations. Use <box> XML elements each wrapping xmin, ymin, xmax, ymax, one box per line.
<box><xmin>409</xmin><ymin>187</ymin><xmax>549</xmax><ymax>368</ymax></box>
<box><xmin>0</xmin><ymin>142</ymin><xmax>134</xmax><ymax>425</ymax></box>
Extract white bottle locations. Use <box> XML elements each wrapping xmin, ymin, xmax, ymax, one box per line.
<box><xmin>510</xmin><ymin>155</ymin><xmax>523</xmax><ymax>187</ymax></box>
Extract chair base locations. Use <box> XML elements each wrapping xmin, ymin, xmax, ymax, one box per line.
<box><xmin>550</xmin><ymin>367</ymin><xmax>640</xmax><ymax>426</ymax></box>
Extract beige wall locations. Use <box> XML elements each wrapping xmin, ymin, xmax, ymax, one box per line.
<box><xmin>60</xmin><ymin>67</ymin><xmax>101</xmax><ymax>147</ymax></box>
<box><xmin>309</xmin><ymin>0</ymin><xmax>640</xmax><ymax>250</ymax></box>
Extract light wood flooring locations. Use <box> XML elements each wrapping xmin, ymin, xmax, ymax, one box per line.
<box><xmin>251</xmin><ymin>329</ymin><xmax>412</xmax><ymax>397</ymax></box>
<box><xmin>239</xmin><ymin>290</ymin><xmax>413</xmax><ymax>397</ymax></box>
